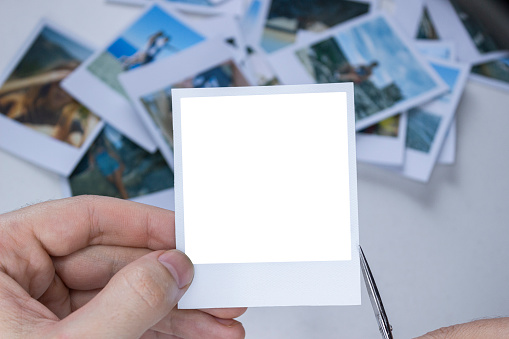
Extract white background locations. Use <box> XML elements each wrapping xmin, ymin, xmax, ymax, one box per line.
<box><xmin>1</xmin><ymin>0</ymin><xmax>509</xmax><ymax>338</ymax></box>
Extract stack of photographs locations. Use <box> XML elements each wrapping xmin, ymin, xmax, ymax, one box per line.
<box><xmin>1</xmin><ymin>0</ymin><xmax>508</xmax><ymax>208</ymax></box>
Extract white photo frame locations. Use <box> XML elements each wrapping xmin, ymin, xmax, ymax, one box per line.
<box><xmin>62</xmin><ymin>3</ymin><xmax>210</xmax><ymax>152</ymax></box>
<box><xmin>172</xmin><ymin>83</ymin><xmax>360</xmax><ymax>308</ymax></box>
<box><xmin>0</xmin><ymin>20</ymin><xmax>104</xmax><ymax>176</ymax></box>
<box><xmin>269</xmin><ymin>13</ymin><xmax>449</xmax><ymax>130</ymax></box>
<box><xmin>120</xmin><ymin>37</ymin><xmax>252</xmax><ymax>169</ymax></box>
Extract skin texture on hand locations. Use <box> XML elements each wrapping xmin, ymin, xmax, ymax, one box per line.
<box><xmin>0</xmin><ymin>195</ymin><xmax>246</xmax><ymax>338</ymax></box>
<box><xmin>415</xmin><ymin>318</ymin><xmax>509</xmax><ymax>339</ymax></box>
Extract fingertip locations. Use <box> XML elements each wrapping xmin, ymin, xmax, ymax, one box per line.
<box><xmin>157</xmin><ymin>250</ymin><xmax>194</xmax><ymax>289</ymax></box>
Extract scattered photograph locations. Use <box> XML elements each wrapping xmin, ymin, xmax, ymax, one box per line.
<box><xmin>425</xmin><ymin>0</ymin><xmax>502</xmax><ymax>63</ymax></box>
<box><xmin>356</xmin><ymin>113</ymin><xmax>408</xmax><ymax>166</ymax></box>
<box><xmin>87</xmin><ymin>5</ymin><xmax>205</xmax><ymax>97</ymax></box>
<box><xmin>416</xmin><ymin>6</ymin><xmax>439</xmax><ymax>40</ymax></box>
<box><xmin>62</xmin><ymin>4</ymin><xmax>207</xmax><ymax>151</ymax></box>
<box><xmin>359</xmin><ymin>115</ymin><xmax>400</xmax><ymax>137</ymax></box>
<box><xmin>292</xmin><ymin>15</ymin><xmax>444</xmax><ymax>127</ymax></box>
<box><xmin>261</xmin><ymin>0</ymin><xmax>371</xmax><ymax>53</ymax></box>
<box><xmin>470</xmin><ymin>53</ymin><xmax>509</xmax><ymax>92</ymax></box>
<box><xmin>140</xmin><ymin>60</ymin><xmax>250</xmax><ymax>151</ymax></box>
<box><xmin>405</xmin><ymin>108</ymin><xmax>441</xmax><ymax>153</ymax></box>
<box><xmin>0</xmin><ymin>26</ymin><xmax>99</xmax><ymax>147</ymax></box>
<box><xmin>69</xmin><ymin>124</ymin><xmax>174</xmax><ymax>200</ymax></box>
<box><xmin>0</xmin><ymin>22</ymin><xmax>104</xmax><ymax>176</ymax></box>
<box><xmin>448</xmin><ymin>0</ymin><xmax>500</xmax><ymax>54</ymax></box>
<box><xmin>383</xmin><ymin>58</ymin><xmax>470</xmax><ymax>182</ymax></box>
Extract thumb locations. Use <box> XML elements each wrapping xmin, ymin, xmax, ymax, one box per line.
<box><xmin>54</xmin><ymin>249</ymin><xmax>193</xmax><ymax>338</ymax></box>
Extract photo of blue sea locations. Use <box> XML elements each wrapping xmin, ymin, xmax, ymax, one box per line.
<box><xmin>107</xmin><ymin>5</ymin><xmax>205</xmax><ymax>62</ymax></box>
<box><xmin>335</xmin><ymin>16</ymin><xmax>437</xmax><ymax>100</ymax></box>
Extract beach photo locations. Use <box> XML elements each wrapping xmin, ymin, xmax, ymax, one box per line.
<box><xmin>87</xmin><ymin>5</ymin><xmax>205</xmax><ymax>96</ymax></box>
<box><xmin>261</xmin><ymin>0</ymin><xmax>371</xmax><ymax>53</ymax></box>
<box><xmin>69</xmin><ymin>124</ymin><xmax>174</xmax><ymax>199</ymax></box>
<box><xmin>0</xmin><ymin>26</ymin><xmax>99</xmax><ymax>148</ymax></box>
<box><xmin>140</xmin><ymin>60</ymin><xmax>249</xmax><ymax>150</ymax></box>
<box><xmin>295</xmin><ymin>16</ymin><xmax>438</xmax><ymax>122</ymax></box>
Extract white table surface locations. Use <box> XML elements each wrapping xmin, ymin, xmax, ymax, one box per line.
<box><xmin>1</xmin><ymin>1</ymin><xmax>509</xmax><ymax>338</ymax></box>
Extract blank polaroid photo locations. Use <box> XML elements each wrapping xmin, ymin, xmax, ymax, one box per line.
<box><xmin>269</xmin><ymin>13</ymin><xmax>449</xmax><ymax>130</ymax></box>
<box><xmin>0</xmin><ymin>20</ymin><xmax>104</xmax><ymax>176</ymax></box>
<box><xmin>470</xmin><ymin>51</ymin><xmax>509</xmax><ymax>93</ymax></box>
<box><xmin>356</xmin><ymin>113</ymin><xmax>408</xmax><ymax>166</ymax></box>
<box><xmin>120</xmin><ymin>37</ymin><xmax>252</xmax><ymax>170</ymax></box>
<box><xmin>425</xmin><ymin>0</ymin><xmax>502</xmax><ymax>63</ymax></box>
<box><xmin>62</xmin><ymin>4</ymin><xmax>209</xmax><ymax>152</ymax></box>
<box><xmin>61</xmin><ymin>123</ymin><xmax>175</xmax><ymax>210</ymax></box>
<box><xmin>172</xmin><ymin>83</ymin><xmax>360</xmax><ymax>308</ymax></box>
<box><xmin>387</xmin><ymin>58</ymin><xmax>470</xmax><ymax>182</ymax></box>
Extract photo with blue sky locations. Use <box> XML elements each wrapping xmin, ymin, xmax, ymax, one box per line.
<box><xmin>107</xmin><ymin>5</ymin><xmax>204</xmax><ymax>62</ymax></box>
<box><xmin>335</xmin><ymin>16</ymin><xmax>437</xmax><ymax>100</ymax></box>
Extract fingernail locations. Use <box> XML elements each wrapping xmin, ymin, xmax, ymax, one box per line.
<box><xmin>158</xmin><ymin>250</ymin><xmax>194</xmax><ymax>289</ymax></box>
<box><xmin>215</xmin><ymin>318</ymin><xmax>242</xmax><ymax>328</ymax></box>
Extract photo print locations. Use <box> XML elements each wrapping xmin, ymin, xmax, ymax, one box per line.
<box><xmin>416</xmin><ymin>5</ymin><xmax>439</xmax><ymax>40</ymax></box>
<box><xmin>470</xmin><ymin>51</ymin><xmax>509</xmax><ymax>93</ymax></box>
<box><xmin>259</xmin><ymin>0</ymin><xmax>375</xmax><ymax>53</ymax></box>
<box><xmin>120</xmin><ymin>38</ymin><xmax>251</xmax><ymax>168</ymax></box>
<box><xmin>425</xmin><ymin>0</ymin><xmax>502</xmax><ymax>63</ymax></box>
<box><xmin>269</xmin><ymin>13</ymin><xmax>448</xmax><ymax>130</ymax></box>
<box><xmin>356</xmin><ymin>113</ymin><xmax>408</xmax><ymax>165</ymax></box>
<box><xmin>64</xmin><ymin>124</ymin><xmax>175</xmax><ymax>210</ymax></box>
<box><xmin>62</xmin><ymin>4</ymin><xmax>208</xmax><ymax>151</ymax></box>
<box><xmin>386</xmin><ymin>58</ymin><xmax>470</xmax><ymax>182</ymax></box>
<box><xmin>0</xmin><ymin>21</ymin><xmax>103</xmax><ymax>175</ymax></box>
<box><xmin>415</xmin><ymin>40</ymin><xmax>457</xmax><ymax>165</ymax></box>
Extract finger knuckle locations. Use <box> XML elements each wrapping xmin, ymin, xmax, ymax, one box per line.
<box><xmin>120</xmin><ymin>266</ymin><xmax>167</xmax><ymax>310</ymax></box>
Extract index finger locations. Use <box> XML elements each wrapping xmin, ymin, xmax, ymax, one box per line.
<box><xmin>3</xmin><ymin>195</ymin><xmax>175</xmax><ymax>256</ymax></box>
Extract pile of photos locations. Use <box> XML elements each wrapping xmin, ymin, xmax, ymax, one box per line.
<box><xmin>1</xmin><ymin>0</ymin><xmax>508</xmax><ymax>210</ymax></box>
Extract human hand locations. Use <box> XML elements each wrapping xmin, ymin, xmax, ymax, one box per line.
<box><xmin>415</xmin><ymin>318</ymin><xmax>509</xmax><ymax>339</ymax></box>
<box><xmin>0</xmin><ymin>196</ymin><xmax>246</xmax><ymax>338</ymax></box>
